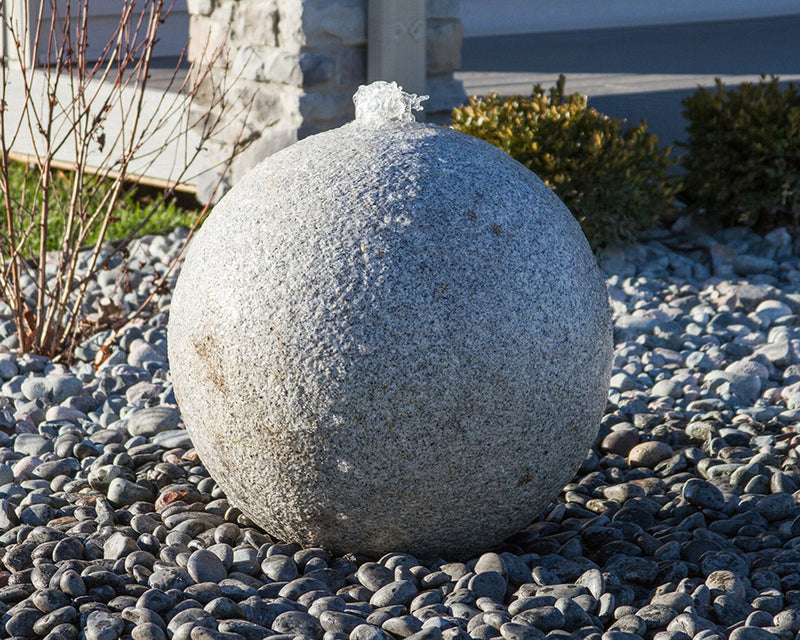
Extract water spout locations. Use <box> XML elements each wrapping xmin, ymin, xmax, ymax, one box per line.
<box><xmin>353</xmin><ymin>81</ymin><xmax>429</xmax><ymax>128</ymax></box>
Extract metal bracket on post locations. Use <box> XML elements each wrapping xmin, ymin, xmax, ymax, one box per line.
<box><xmin>367</xmin><ymin>0</ymin><xmax>426</xmax><ymax>99</ymax></box>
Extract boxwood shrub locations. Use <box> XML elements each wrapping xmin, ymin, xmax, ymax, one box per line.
<box><xmin>680</xmin><ymin>75</ymin><xmax>800</xmax><ymax>230</ymax></box>
<box><xmin>451</xmin><ymin>75</ymin><xmax>677</xmax><ymax>249</ymax></box>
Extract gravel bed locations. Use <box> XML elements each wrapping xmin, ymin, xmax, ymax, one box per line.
<box><xmin>2</xmin><ymin>224</ymin><xmax>800</xmax><ymax>640</ymax></box>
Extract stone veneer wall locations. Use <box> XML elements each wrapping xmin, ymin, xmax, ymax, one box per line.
<box><xmin>187</xmin><ymin>0</ymin><xmax>465</xmax><ymax>200</ymax></box>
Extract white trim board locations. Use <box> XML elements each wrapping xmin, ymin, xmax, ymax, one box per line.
<box><xmin>2</xmin><ymin>66</ymin><xmax>204</xmax><ymax>188</ymax></box>
<box><xmin>460</xmin><ymin>0</ymin><xmax>800</xmax><ymax>37</ymax></box>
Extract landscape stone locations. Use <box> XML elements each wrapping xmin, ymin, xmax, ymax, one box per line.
<box><xmin>14</xmin><ymin>433</ymin><xmax>53</xmax><ymax>456</ymax></box>
<box><xmin>272</xmin><ymin>611</ymin><xmax>324</xmax><ymax>638</ymax></box>
<box><xmin>351</xmin><ymin>624</ymin><xmax>391</xmax><ymax>640</ymax></box>
<box><xmin>469</xmin><ymin>572</ymin><xmax>507</xmax><ymax>602</ymax></box>
<box><xmin>356</xmin><ymin>562</ymin><xmax>394</xmax><ymax>591</ymax></box>
<box><xmin>148</xmin><ymin>567</ymin><xmax>195</xmax><ymax>591</ymax></box>
<box><xmin>44</xmin><ymin>406</ymin><xmax>88</xmax><ymax>423</ymax></box>
<box><xmin>187</xmin><ymin>549</ymin><xmax>229</xmax><ymax>584</ymax></box>
<box><xmin>0</xmin><ymin>462</ymin><xmax>15</xmax><ymax>485</ymax></box>
<box><xmin>0</xmin><ymin>354</ymin><xmax>18</xmax><ymax>379</ymax></box>
<box><xmin>169</xmin><ymin>83</ymin><xmax>613</xmax><ymax>558</ymax></box>
<box><xmin>383</xmin><ymin>615</ymin><xmax>424</xmax><ymax>637</ymax></box>
<box><xmin>627</xmin><ymin>442</ymin><xmax>672</xmax><ymax>468</ymax></box>
<box><xmin>729</xmin><ymin>628</ymin><xmax>780</xmax><ymax>640</ymax></box>
<box><xmin>48</xmin><ymin>375</ymin><xmax>84</xmax><ymax>403</ymax></box>
<box><xmin>21</xmin><ymin>376</ymin><xmax>50</xmax><ymax>401</ymax></box>
<box><xmin>499</xmin><ymin>622</ymin><xmax>545</xmax><ymax>640</ymax></box>
<box><xmin>128</xmin><ymin>339</ymin><xmax>168</xmax><ymax>368</ymax></box>
<box><xmin>681</xmin><ymin>478</ymin><xmax>725</xmax><ymax>511</ymax></box>
<box><xmin>150</xmin><ymin>429</ymin><xmax>193</xmax><ymax>449</ymax></box>
<box><xmin>85</xmin><ymin>610</ymin><xmax>125</xmax><ymax>640</ymax></box>
<box><xmin>127</xmin><ymin>406</ymin><xmax>181</xmax><ymax>437</ymax></box>
<box><xmin>370</xmin><ymin>580</ymin><xmax>419</xmax><ymax>608</ymax></box>
<box><xmin>107</xmin><ymin>477</ymin><xmax>154</xmax><ymax>506</ymax></box>
<box><xmin>132</xmin><ymin>623</ymin><xmax>168</xmax><ymax>640</ymax></box>
<box><xmin>474</xmin><ymin>553</ymin><xmax>506</xmax><ymax>576</ymax></box>
<box><xmin>5</xmin><ymin>609</ymin><xmax>42</xmax><ymax>637</ymax></box>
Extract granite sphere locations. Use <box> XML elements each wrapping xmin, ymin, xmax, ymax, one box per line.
<box><xmin>168</xmin><ymin>113</ymin><xmax>613</xmax><ymax>558</ymax></box>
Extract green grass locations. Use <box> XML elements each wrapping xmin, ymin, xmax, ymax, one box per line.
<box><xmin>1</xmin><ymin>160</ymin><xmax>199</xmax><ymax>257</ymax></box>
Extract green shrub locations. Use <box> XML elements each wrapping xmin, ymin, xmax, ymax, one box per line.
<box><xmin>450</xmin><ymin>75</ymin><xmax>677</xmax><ymax>248</ymax></box>
<box><xmin>680</xmin><ymin>75</ymin><xmax>800</xmax><ymax>230</ymax></box>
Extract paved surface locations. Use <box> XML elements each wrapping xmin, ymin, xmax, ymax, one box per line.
<box><xmin>456</xmin><ymin>15</ymin><xmax>800</xmax><ymax>148</ymax></box>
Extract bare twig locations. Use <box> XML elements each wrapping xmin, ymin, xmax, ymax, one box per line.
<box><xmin>0</xmin><ymin>0</ymin><xmax>250</xmax><ymax>359</ymax></box>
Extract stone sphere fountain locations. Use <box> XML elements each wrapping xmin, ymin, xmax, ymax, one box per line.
<box><xmin>168</xmin><ymin>81</ymin><xmax>613</xmax><ymax>559</ymax></box>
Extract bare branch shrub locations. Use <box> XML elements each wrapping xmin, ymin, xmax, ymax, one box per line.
<box><xmin>0</xmin><ymin>0</ymin><xmax>250</xmax><ymax>360</ymax></box>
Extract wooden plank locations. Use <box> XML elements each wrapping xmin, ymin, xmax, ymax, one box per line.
<box><xmin>7</xmin><ymin>150</ymin><xmax>197</xmax><ymax>193</ymax></box>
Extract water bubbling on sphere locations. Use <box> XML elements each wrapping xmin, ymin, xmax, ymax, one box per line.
<box><xmin>352</xmin><ymin>81</ymin><xmax>429</xmax><ymax>128</ymax></box>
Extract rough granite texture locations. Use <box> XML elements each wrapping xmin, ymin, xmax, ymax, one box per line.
<box><xmin>168</xmin><ymin>117</ymin><xmax>613</xmax><ymax>559</ymax></box>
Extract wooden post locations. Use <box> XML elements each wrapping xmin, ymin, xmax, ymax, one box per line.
<box><xmin>367</xmin><ymin>0</ymin><xmax>426</xmax><ymax>97</ymax></box>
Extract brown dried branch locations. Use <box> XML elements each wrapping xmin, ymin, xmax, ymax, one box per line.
<box><xmin>1</xmin><ymin>0</ymin><xmax>250</xmax><ymax>359</ymax></box>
